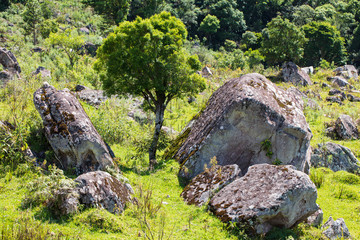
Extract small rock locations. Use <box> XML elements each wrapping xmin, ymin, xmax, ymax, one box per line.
<box><xmin>282</xmin><ymin>61</ymin><xmax>312</xmax><ymax>86</ymax></box>
<box><xmin>333</xmin><ymin>65</ymin><xmax>358</xmax><ymax>80</ymax></box>
<box><xmin>301</xmin><ymin>66</ymin><xmax>314</xmax><ymax>75</ymax></box>
<box><xmin>326</xmin><ymin>96</ymin><xmax>343</xmax><ymax>105</ymax></box>
<box><xmin>32</xmin><ymin>66</ymin><xmax>51</xmax><ymax>79</ymax></box>
<box><xmin>328</xmin><ymin>76</ymin><xmax>351</xmax><ymax>88</ymax></box>
<box><xmin>75</xmin><ymin>171</ymin><xmax>132</xmax><ymax>213</ymax></box>
<box><xmin>306</xmin><ymin>209</ymin><xmax>323</xmax><ymax>227</ymax></box>
<box><xmin>347</xmin><ymin>94</ymin><xmax>360</xmax><ymax>102</ymax></box>
<box><xmin>32</xmin><ymin>47</ymin><xmax>45</xmax><ymax>53</ymax></box>
<box><xmin>322</xmin><ymin>83</ymin><xmax>331</xmax><ymax>88</ymax></box>
<box><xmin>75</xmin><ymin>84</ymin><xmax>88</xmax><ymax>92</ymax></box>
<box><xmin>311</xmin><ymin>142</ymin><xmax>360</xmax><ymax>173</ymax></box>
<box><xmin>201</xmin><ymin>66</ymin><xmax>212</xmax><ymax>77</ymax></box>
<box><xmin>79</xmin><ymin>27</ymin><xmax>90</xmax><ymax>35</ymax></box>
<box><xmin>322</xmin><ymin>217</ymin><xmax>351</xmax><ymax>239</ymax></box>
<box><xmin>335</xmin><ymin>115</ymin><xmax>359</xmax><ymax>140</ymax></box>
<box><xmin>329</xmin><ymin>89</ymin><xmax>342</xmax><ymax>96</ymax></box>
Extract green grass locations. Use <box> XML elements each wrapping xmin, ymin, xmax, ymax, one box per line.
<box><xmin>312</xmin><ymin>168</ymin><xmax>360</xmax><ymax>239</ymax></box>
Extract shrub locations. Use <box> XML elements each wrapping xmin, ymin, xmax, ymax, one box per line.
<box><xmin>74</xmin><ymin>209</ymin><xmax>123</xmax><ymax>233</ymax></box>
<box><xmin>333</xmin><ymin>171</ymin><xmax>360</xmax><ymax>185</ymax></box>
<box><xmin>310</xmin><ymin>168</ymin><xmax>325</xmax><ymax>188</ymax></box>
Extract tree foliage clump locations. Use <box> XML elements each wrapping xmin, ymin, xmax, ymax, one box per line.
<box><xmin>302</xmin><ymin>21</ymin><xmax>346</xmax><ymax>66</ymax></box>
<box><xmin>261</xmin><ymin>15</ymin><xmax>306</xmax><ymax>65</ymax></box>
<box><xmin>95</xmin><ymin>11</ymin><xmax>206</xmax><ymax>168</ymax></box>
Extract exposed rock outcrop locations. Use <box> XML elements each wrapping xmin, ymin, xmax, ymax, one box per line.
<box><xmin>311</xmin><ymin>142</ymin><xmax>360</xmax><ymax>173</ymax></box>
<box><xmin>201</xmin><ymin>66</ymin><xmax>212</xmax><ymax>77</ymax></box>
<box><xmin>333</xmin><ymin>65</ymin><xmax>358</xmax><ymax>80</ymax></box>
<box><xmin>75</xmin><ymin>171</ymin><xmax>132</xmax><ymax>213</ymax></box>
<box><xmin>75</xmin><ymin>86</ymin><xmax>107</xmax><ymax>106</ymax></box>
<box><xmin>209</xmin><ymin>164</ymin><xmax>318</xmax><ymax>234</ymax></box>
<box><xmin>33</xmin><ymin>82</ymin><xmax>114</xmax><ymax>174</ymax></box>
<box><xmin>322</xmin><ymin>217</ymin><xmax>351</xmax><ymax>239</ymax></box>
<box><xmin>301</xmin><ymin>66</ymin><xmax>314</xmax><ymax>75</ymax></box>
<box><xmin>32</xmin><ymin>66</ymin><xmax>51</xmax><ymax>79</ymax></box>
<box><xmin>305</xmin><ymin>209</ymin><xmax>323</xmax><ymax>227</ymax></box>
<box><xmin>175</xmin><ymin>73</ymin><xmax>312</xmax><ymax>180</ymax></box>
<box><xmin>328</xmin><ymin>76</ymin><xmax>351</xmax><ymax>88</ymax></box>
<box><xmin>334</xmin><ymin>115</ymin><xmax>359</xmax><ymax>140</ymax></box>
<box><xmin>181</xmin><ymin>164</ymin><xmax>241</xmax><ymax>206</ymax></box>
<box><xmin>282</xmin><ymin>62</ymin><xmax>312</xmax><ymax>86</ymax></box>
<box><xmin>0</xmin><ymin>47</ymin><xmax>21</xmax><ymax>74</ymax></box>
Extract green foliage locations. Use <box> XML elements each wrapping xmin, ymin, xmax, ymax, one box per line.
<box><xmin>74</xmin><ymin>209</ymin><xmax>123</xmax><ymax>233</ymax></box>
<box><xmin>244</xmin><ymin>49</ymin><xmax>265</xmax><ymax>68</ymax></box>
<box><xmin>241</xmin><ymin>31</ymin><xmax>260</xmax><ymax>50</ymax></box>
<box><xmin>199</xmin><ymin>14</ymin><xmax>220</xmax><ymax>35</ymax></box>
<box><xmin>39</xmin><ymin>18</ymin><xmax>58</xmax><ymax>39</ymax></box>
<box><xmin>261</xmin><ymin>16</ymin><xmax>306</xmax><ymax>65</ymax></box>
<box><xmin>21</xmin><ymin>0</ymin><xmax>43</xmax><ymax>45</ymax></box>
<box><xmin>303</xmin><ymin>21</ymin><xmax>346</xmax><ymax>66</ymax></box>
<box><xmin>261</xmin><ymin>138</ymin><xmax>273</xmax><ymax>158</ymax></box>
<box><xmin>350</xmin><ymin>25</ymin><xmax>360</xmax><ymax>65</ymax></box>
<box><xmin>21</xmin><ymin>165</ymin><xmax>78</xmax><ymax>215</ymax></box>
<box><xmin>95</xmin><ymin>11</ymin><xmax>206</xmax><ymax>163</ymax></box>
<box><xmin>83</xmin><ymin>0</ymin><xmax>131</xmax><ymax>24</ymax></box>
<box><xmin>333</xmin><ymin>171</ymin><xmax>360</xmax><ymax>185</ymax></box>
<box><xmin>0</xmin><ymin>214</ymin><xmax>74</xmax><ymax>240</ymax></box>
<box><xmin>47</xmin><ymin>29</ymin><xmax>85</xmax><ymax>68</ymax></box>
<box><xmin>292</xmin><ymin>4</ymin><xmax>316</xmax><ymax>26</ymax></box>
<box><xmin>310</xmin><ymin>168</ymin><xmax>325</xmax><ymax>188</ymax></box>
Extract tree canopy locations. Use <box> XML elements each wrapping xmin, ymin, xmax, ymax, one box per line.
<box><xmin>95</xmin><ymin>11</ymin><xmax>206</xmax><ymax>168</ymax></box>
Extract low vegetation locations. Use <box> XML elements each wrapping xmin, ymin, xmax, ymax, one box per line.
<box><xmin>0</xmin><ymin>0</ymin><xmax>359</xmax><ymax>239</ymax></box>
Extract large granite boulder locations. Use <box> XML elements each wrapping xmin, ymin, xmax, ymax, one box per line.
<box><xmin>175</xmin><ymin>73</ymin><xmax>312</xmax><ymax>180</ymax></box>
<box><xmin>33</xmin><ymin>82</ymin><xmax>114</xmax><ymax>174</ymax></box>
<box><xmin>181</xmin><ymin>164</ymin><xmax>241</xmax><ymax>206</ymax></box>
<box><xmin>322</xmin><ymin>217</ymin><xmax>351</xmax><ymax>239</ymax></box>
<box><xmin>333</xmin><ymin>65</ymin><xmax>358</xmax><ymax>80</ymax></box>
<box><xmin>0</xmin><ymin>47</ymin><xmax>21</xmax><ymax>74</ymax></box>
<box><xmin>335</xmin><ymin>115</ymin><xmax>359</xmax><ymax>140</ymax></box>
<box><xmin>209</xmin><ymin>164</ymin><xmax>318</xmax><ymax>234</ymax></box>
<box><xmin>282</xmin><ymin>62</ymin><xmax>312</xmax><ymax>86</ymax></box>
<box><xmin>311</xmin><ymin>142</ymin><xmax>360</xmax><ymax>173</ymax></box>
<box><xmin>75</xmin><ymin>171</ymin><xmax>132</xmax><ymax>213</ymax></box>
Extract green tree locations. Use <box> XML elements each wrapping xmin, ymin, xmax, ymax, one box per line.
<box><xmin>350</xmin><ymin>25</ymin><xmax>360</xmax><ymax>65</ymax></box>
<box><xmin>302</xmin><ymin>21</ymin><xmax>346</xmax><ymax>66</ymax></box>
<box><xmin>261</xmin><ymin>16</ymin><xmax>306</xmax><ymax>65</ymax></box>
<box><xmin>83</xmin><ymin>0</ymin><xmax>131</xmax><ymax>24</ymax></box>
<box><xmin>47</xmin><ymin>29</ymin><xmax>85</xmax><ymax>68</ymax></box>
<box><xmin>292</xmin><ymin>5</ymin><xmax>315</xmax><ymax>26</ymax></box>
<box><xmin>198</xmin><ymin>14</ymin><xmax>220</xmax><ymax>42</ymax></box>
<box><xmin>22</xmin><ymin>0</ymin><xmax>43</xmax><ymax>45</ymax></box>
<box><xmin>94</xmin><ymin>12</ymin><xmax>206</xmax><ymax>168</ymax></box>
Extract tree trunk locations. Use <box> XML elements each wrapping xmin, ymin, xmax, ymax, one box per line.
<box><xmin>148</xmin><ymin>100</ymin><xmax>166</xmax><ymax>170</ymax></box>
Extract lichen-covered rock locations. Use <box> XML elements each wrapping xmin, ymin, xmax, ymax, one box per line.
<box><xmin>328</xmin><ymin>76</ymin><xmax>351</xmax><ymax>88</ymax></box>
<box><xmin>175</xmin><ymin>73</ymin><xmax>312</xmax><ymax>180</ymax></box>
<box><xmin>335</xmin><ymin>115</ymin><xmax>359</xmax><ymax>140</ymax></box>
<box><xmin>75</xmin><ymin>171</ymin><xmax>132</xmax><ymax>213</ymax></box>
<box><xmin>301</xmin><ymin>66</ymin><xmax>314</xmax><ymax>75</ymax></box>
<box><xmin>311</xmin><ymin>142</ymin><xmax>360</xmax><ymax>173</ymax></box>
<box><xmin>75</xmin><ymin>88</ymin><xmax>107</xmax><ymax>106</ymax></box>
<box><xmin>347</xmin><ymin>94</ymin><xmax>360</xmax><ymax>102</ymax></box>
<box><xmin>0</xmin><ymin>70</ymin><xmax>11</xmax><ymax>86</ymax></box>
<box><xmin>333</xmin><ymin>65</ymin><xmax>358</xmax><ymax>80</ymax></box>
<box><xmin>326</xmin><ymin>96</ymin><xmax>343</xmax><ymax>105</ymax></box>
<box><xmin>208</xmin><ymin>164</ymin><xmax>318</xmax><ymax>234</ymax></box>
<box><xmin>181</xmin><ymin>164</ymin><xmax>241</xmax><ymax>206</ymax></box>
<box><xmin>0</xmin><ymin>47</ymin><xmax>21</xmax><ymax>73</ymax></box>
<box><xmin>305</xmin><ymin>209</ymin><xmax>323</xmax><ymax>227</ymax></box>
<box><xmin>282</xmin><ymin>62</ymin><xmax>312</xmax><ymax>86</ymax></box>
<box><xmin>32</xmin><ymin>66</ymin><xmax>51</xmax><ymax>79</ymax></box>
<box><xmin>33</xmin><ymin>82</ymin><xmax>114</xmax><ymax>174</ymax></box>
<box><xmin>322</xmin><ymin>217</ymin><xmax>351</xmax><ymax>239</ymax></box>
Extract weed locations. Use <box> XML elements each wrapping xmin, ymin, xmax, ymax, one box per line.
<box><xmin>261</xmin><ymin>139</ymin><xmax>273</xmax><ymax>158</ymax></box>
<box><xmin>310</xmin><ymin>168</ymin><xmax>325</xmax><ymax>188</ymax></box>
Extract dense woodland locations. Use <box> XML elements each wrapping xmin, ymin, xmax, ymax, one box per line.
<box><xmin>0</xmin><ymin>0</ymin><xmax>360</xmax><ymax>239</ymax></box>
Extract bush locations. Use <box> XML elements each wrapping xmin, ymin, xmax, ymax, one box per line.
<box><xmin>21</xmin><ymin>165</ymin><xmax>78</xmax><ymax>216</ymax></box>
<box><xmin>333</xmin><ymin>171</ymin><xmax>360</xmax><ymax>185</ymax></box>
<box><xmin>74</xmin><ymin>208</ymin><xmax>123</xmax><ymax>233</ymax></box>
<box><xmin>310</xmin><ymin>168</ymin><xmax>325</xmax><ymax>188</ymax></box>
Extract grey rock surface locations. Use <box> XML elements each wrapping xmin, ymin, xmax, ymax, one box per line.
<box><xmin>305</xmin><ymin>209</ymin><xmax>323</xmax><ymax>227</ymax></box>
<box><xmin>75</xmin><ymin>171</ymin><xmax>132</xmax><ymax>213</ymax></box>
<box><xmin>311</xmin><ymin>142</ymin><xmax>360</xmax><ymax>173</ymax></box>
<box><xmin>328</xmin><ymin>76</ymin><xmax>351</xmax><ymax>88</ymax></box>
<box><xmin>301</xmin><ymin>66</ymin><xmax>314</xmax><ymax>75</ymax></box>
<box><xmin>32</xmin><ymin>66</ymin><xmax>51</xmax><ymax>79</ymax></box>
<box><xmin>33</xmin><ymin>82</ymin><xmax>114</xmax><ymax>174</ymax></box>
<box><xmin>322</xmin><ymin>217</ymin><xmax>351</xmax><ymax>239</ymax></box>
<box><xmin>282</xmin><ymin>62</ymin><xmax>312</xmax><ymax>86</ymax></box>
<box><xmin>201</xmin><ymin>66</ymin><xmax>212</xmax><ymax>77</ymax></box>
<box><xmin>335</xmin><ymin>115</ymin><xmax>359</xmax><ymax>140</ymax></box>
<box><xmin>0</xmin><ymin>47</ymin><xmax>21</xmax><ymax>74</ymax></box>
<box><xmin>181</xmin><ymin>164</ymin><xmax>241</xmax><ymax>206</ymax></box>
<box><xmin>75</xmin><ymin>88</ymin><xmax>107</xmax><ymax>106</ymax></box>
<box><xmin>333</xmin><ymin>65</ymin><xmax>358</xmax><ymax>80</ymax></box>
<box><xmin>209</xmin><ymin>164</ymin><xmax>318</xmax><ymax>234</ymax></box>
<box><xmin>175</xmin><ymin>73</ymin><xmax>312</xmax><ymax>180</ymax></box>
